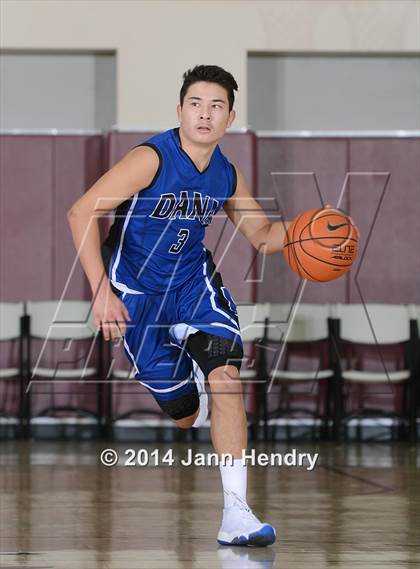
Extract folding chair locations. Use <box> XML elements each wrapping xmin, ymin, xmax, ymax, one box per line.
<box><xmin>408</xmin><ymin>304</ymin><xmax>420</xmax><ymax>442</ymax></box>
<box><xmin>106</xmin><ymin>343</ymin><xmax>172</xmax><ymax>441</ymax></box>
<box><xmin>333</xmin><ymin>303</ymin><xmax>415</xmax><ymax>442</ymax></box>
<box><xmin>236</xmin><ymin>303</ymin><xmax>270</xmax><ymax>440</ymax></box>
<box><xmin>26</xmin><ymin>300</ymin><xmax>103</xmax><ymax>436</ymax></box>
<box><xmin>265</xmin><ymin>303</ymin><xmax>334</xmax><ymax>441</ymax></box>
<box><xmin>0</xmin><ymin>302</ymin><xmax>25</xmax><ymax>436</ymax></box>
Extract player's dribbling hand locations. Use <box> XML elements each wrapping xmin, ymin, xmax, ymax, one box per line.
<box><xmin>92</xmin><ymin>285</ymin><xmax>131</xmax><ymax>341</ymax></box>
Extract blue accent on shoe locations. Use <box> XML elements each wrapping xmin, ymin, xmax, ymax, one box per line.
<box><xmin>217</xmin><ymin>524</ymin><xmax>276</xmax><ymax>547</ymax></box>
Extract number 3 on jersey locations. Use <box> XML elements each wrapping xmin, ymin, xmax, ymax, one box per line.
<box><xmin>169</xmin><ymin>228</ymin><xmax>190</xmax><ymax>254</ymax></box>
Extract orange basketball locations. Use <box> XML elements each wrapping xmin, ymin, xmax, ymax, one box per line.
<box><xmin>283</xmin><ymin>207</ymin><xmax>359</xmax><ymax>282</ymax></box>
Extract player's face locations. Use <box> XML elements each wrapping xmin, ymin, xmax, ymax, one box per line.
<box><xmin>177</xmin><ymin>81</ymin><xmax>236</xmax><ymax>145</ymax></box>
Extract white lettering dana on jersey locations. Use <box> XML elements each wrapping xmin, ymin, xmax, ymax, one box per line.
<box><xmin>150</xmin><ymin>191</ymin><xmax>219</xmax><ymax>226</ymax></box>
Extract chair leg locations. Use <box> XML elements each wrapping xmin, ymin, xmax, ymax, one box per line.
<box><xmin>409</xmin><ymin>385</ymin><xmax>418</xmax><ymax>445</ymax></box>
<box><xmin>254</xmin><ymin>381</ymin><xmax>266</xmax><ymax>442</ymax></box>
<box><xmin>269</xmin><ymin>421</ymin><xmax>275</xmax><ymax>442</ymax></box>
<box><xmin>10</xmin><ymin>379</ymin><xmax>18</xmax><ymax>421</ymax></box>
<box><xmin>23</xmin><ymin>383</ymin><xmax>31</xmax><ymax>438</ymax></box>
<box><xmin>262</xmin><ymin>384</ymin><xmax>268</xmax><ymax>441</ymax></box>
<box><xmin>3</xmin><ymin>380</ymin><xmax>10</xmax><ymax>417</ymax></box>
<box><xmin>356</xmin><ymin>385</ymin><xmax>364</xmax><ymax>441</ymax></box>
<box><xmin>333</xmin><ymin>376</ymin><xmax>343</xmax><ymax>442</ymax></box>
<box><xmin>321</xmin><ymin>379</ymin><xmax>332</xmax><ymax>440</ymax></box>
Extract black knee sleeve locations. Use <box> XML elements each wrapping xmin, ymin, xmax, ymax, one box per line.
<box><xmin>187</xmin><ymin>331</ymin><xmax>244</xmax><ymax>378</ymax></box>
<box><xmin>156</xmin><ymin>384</ymin><xmax>199</xmax><ymax>420</ymax></box>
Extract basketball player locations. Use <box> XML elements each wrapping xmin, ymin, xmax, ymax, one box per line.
<box><xmin>68</xmin><ymin>65</ymin><xmax>291</xmax><ymax>547</ymax></box>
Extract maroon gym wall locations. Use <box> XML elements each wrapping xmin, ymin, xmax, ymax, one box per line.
<box><xmin>1</xmin><ymin>132</ymin><xmax>419</xmax><ymax>421</ymax></box>
<box><xmin>257</xmin><ymin>136</ymin><xmax>420</xmax><ymax>305</ymax></box>
<box><xmin>348</xmin><ymin>138</ymin><xmax>420</xmax><ymax>304</ymax></box>
<box><xmin>0</xmin><ymin>135</ymin><xmax>104</xmax><ymax>302</ymax></box>
<box><xmin>2</xmin><ymin>133</ymin><xmax>418</xmax><ymax>306</ymax></box>
<box><xmin>0</xmin><ymin>135</ymin><xmax>104</xmax><ymax>417</ymax></box>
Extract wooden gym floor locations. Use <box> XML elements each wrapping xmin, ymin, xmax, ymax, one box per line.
<box><xmin>0</xmin><ymin>440</ymin><xmax>419</xmax><ymax>569</ymax></box>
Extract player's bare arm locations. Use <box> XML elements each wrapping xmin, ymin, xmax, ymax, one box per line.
<box><xmin>223</xmin><ymin>166</ymin><xmax>290</xmax><ymax>255</ymax></box>
<box><xmin>67</xmin><ymin>145</ymin><xmax>159</xmax><ymax>340</ymax></box>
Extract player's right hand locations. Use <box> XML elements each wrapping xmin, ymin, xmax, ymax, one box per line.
<box><xmin>92</xmin><ymin>286</ymin><xmax>131</xmax><ymax>341</ymax></box>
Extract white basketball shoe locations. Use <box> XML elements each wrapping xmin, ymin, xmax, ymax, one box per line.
<box><xmin>217</xmin><ymin>492</ymin><xmax>276</xmax><ymax>547</ymax></box>
<box><xmin>192</xmin><ymin>360</ymin><xmax>208</xmax><ymax>428</ymax></box>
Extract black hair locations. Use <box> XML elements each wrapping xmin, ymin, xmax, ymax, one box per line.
<box><xmin>180</xmin><ymin>65</ymin><xmax>238</xmax><ymax>111</ymax></box>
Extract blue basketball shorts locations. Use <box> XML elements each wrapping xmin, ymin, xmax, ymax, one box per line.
<box><xmin>116</xmin><ymin>251</ymin><xmax>244</xmax><ymax>403</ymax></box>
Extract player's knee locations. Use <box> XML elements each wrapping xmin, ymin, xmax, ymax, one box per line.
<box><xmin>208</xmin><ymin>365</ymin><xmax>243</xmax><ymax>397</ymax></box>
<box><xmin>208</xmin><ymin>364</ymin><xmax>240</xmax><ymax>383</ymax></box>
<box><xmin>156</xmin><ymin>389</ymin><xmax>199</xmax><ymax>424</ymax></box>
<box><xmin>187</xmin><ymin>332</ymin><xmax>243</xmax><ymax>381</ymax></box>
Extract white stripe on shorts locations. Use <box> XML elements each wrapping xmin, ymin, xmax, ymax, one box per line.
<box><xmin>202</xmin><ymin>254</ymin><xmax>240</xmax><ymax>331</ymax></box>
<box><xmin>111</xmin><ymin>193</ymin><xmax>139</xmax><ymax>284</ymax></box>
<box><xmin>210</xmin><ymin>322</ymin><xmax>241</xmax><ymax>335</ymax></box>
<box><xmin>138</xmin><ymin>375</ymin><xmax>191</xmax><ymax>394</ymax></box>
<box><xmin>123</xmin><ymin>338</ymin><xmax>140</xmax><ymax>375</ymax></box>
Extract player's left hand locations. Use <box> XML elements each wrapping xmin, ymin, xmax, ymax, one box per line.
<box><xmin>92</xmin><ymin>284</ymin><xmax>131</xmax><ymax>341</ymax></box>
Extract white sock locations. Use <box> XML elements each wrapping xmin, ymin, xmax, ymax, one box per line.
<box><xmin>219</xmin><ymin>458</ymin><xmax>247</xmax><ymax>508</ymax></box>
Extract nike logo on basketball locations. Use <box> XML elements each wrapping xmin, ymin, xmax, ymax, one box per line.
<box><xmin>327</xmin><ymin>222</ymin><xmax>348</xmax><ymax>231</ymax></box>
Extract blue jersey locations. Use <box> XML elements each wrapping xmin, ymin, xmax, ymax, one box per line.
<box><xmin>105</xmin><ymin>128</ymin><xmax>236</xmax><ymax>295</ymax></box>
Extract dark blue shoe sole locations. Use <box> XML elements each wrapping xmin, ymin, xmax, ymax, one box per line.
<box><xmin>217</xmin><ymin>524</ymin><xmax>276</xmax><ymax>547</ymax></box>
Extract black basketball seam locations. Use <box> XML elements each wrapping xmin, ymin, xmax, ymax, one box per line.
<box><xmin>288</xmin><ymin>211</ymin><xmax>304</xmax><ymax>278</ymax></box>
<box><xmin>297</xmin><ymin>211</ymin><xmax>357</xmax><ymax>269</ymax></box>
<box><xmin>289</xmin><ymin>214</ymin><xmax>322</xmax><ymax>281</ymax></box>
<box><xmin>304</xmin><ymin>212</ymin><xmax>353</xmax><ymax>244</ymax></box>
<box><xmin>292</xmin><ymin>210</ymin><xmax>352</xmax><ymax>243</ymax></box>
<box><xmin>298</xmin><ymin>239</ymin><xmax>354</xmax><ymax>268</ymax></box>
<box><xmin>296</xmin><ymin>208</ymin><xmax>323</xmax><ymax>244</ymax></box>
<box><xmin>284</xmin><ymin>236</ymin><xmax>358</xmax><ymax>247</ymax></box>
<box><xmin>285</xmin><ymin>209</ymin><xmax>356</xmax><ymax>249</ymax></box>
<box><xmin>290</xmin><ymin>212</ymin><xmax>307</xmax><ymax>279</ymax></box>
<box><xmin>286</xmin><ymin>209</ymin><xmax>353</xmax><ymax>281</ymax></box>
<box><xmin>297</xmin><ymin>211</ymin><xmax>357</xmax><ymax>268</ymax></box>
<box><xmin>294</xmin><ymin>244</ymin><xmax>323</xmax><ymax>281</ymax></box>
